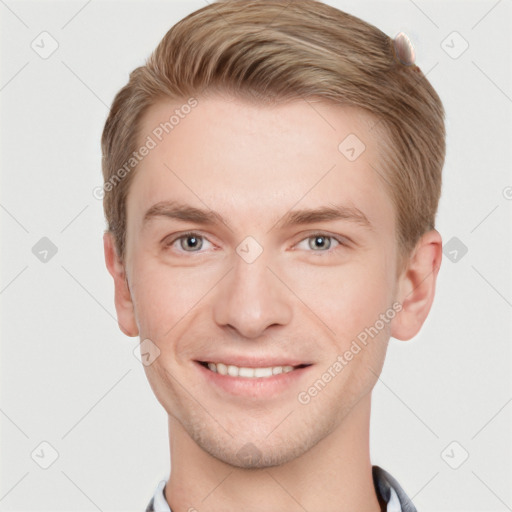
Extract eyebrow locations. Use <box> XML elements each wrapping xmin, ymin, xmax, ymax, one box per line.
<box><xmin>142</xmin><ymin>200</ymin><xmax>373</xmax><ymax>232</ymax></box>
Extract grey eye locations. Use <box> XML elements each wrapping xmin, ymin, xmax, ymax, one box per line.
<box><xmin>308</xmin><ymin>235</ymin><xmax>332</xmax><ymax>251</ymax></box>
<box><xmin>179</xmin><ymin>234</ymin><xmax>203</xmax><ymax>251</ymax></box>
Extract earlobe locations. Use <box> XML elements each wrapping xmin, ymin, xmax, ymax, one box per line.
<box><xmin>390</xmin><ymin>230</ymin><xmax>442</xmax><ymax>341</ymax></box>
<box><xmin>103</xmin><ymin>232</ymin><xmax>139</xmax><ymax>337</ymax></box>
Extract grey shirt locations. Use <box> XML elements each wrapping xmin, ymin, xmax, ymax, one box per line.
<box><xmin>145</xmin><ymin>465</ymin><xmax>417</xmax><ymax>511</ymax></box>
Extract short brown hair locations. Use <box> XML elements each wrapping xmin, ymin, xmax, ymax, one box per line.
<box><xmin>101</xmin><ymin>0</ymin><xmax>445</xmax><ymax>274</ymax></box>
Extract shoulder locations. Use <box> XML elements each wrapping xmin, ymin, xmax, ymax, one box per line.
<box><xmin>372</xmin><ymin>465</ymin><xmax>418</xmax><ymax>512</ymax></box>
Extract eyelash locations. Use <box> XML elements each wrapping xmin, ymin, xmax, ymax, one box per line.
<box><xmin>163</xmin><ymin>231</ymin><xmax>348</xmax><ymax>256</ymax></box>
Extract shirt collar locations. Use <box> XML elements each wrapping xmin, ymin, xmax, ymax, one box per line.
<box><xmin>146</xmin><ymin>465</ymin><xmax>417</xmax><ymax>512</ymax></box>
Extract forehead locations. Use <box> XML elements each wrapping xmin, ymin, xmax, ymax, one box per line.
<box><xmin>126</xmin><ymin>94</ymin><xmax>394</xmax><ymax>235</ymax></box>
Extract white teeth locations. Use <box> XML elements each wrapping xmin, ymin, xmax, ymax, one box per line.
<box><xmin>227</xmin><ymin>365</ymin><xmax>238</xmax><ymax>377</ymax></box>
<box><xmin>254</xmin><ymin>367</ymin><xmax>273</xmax><ymax>378</ymax></box>
<box><xmin>239</xmin><ymin>367</ymin><xmax>255</xmax><ymax>378</ymax></box>
<box><xmin>204</xmin><ymin>362</ymin><xmax>295</xmax><ymax>378</ymax></box>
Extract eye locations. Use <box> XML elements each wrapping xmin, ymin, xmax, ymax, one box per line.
<box><xmin>164</xmin><ymin>231</ymin><xmax>213</xmax><ymax>253</ymax></box>
<box><xmin>162</xmin><ymin>231</ymin><xmax>348</xmax><ymax>256</ymax></box>
<box><xmin>295</xmin><ymin>232</ymin><xmax>345</xmax><ymax>254</ymax></box>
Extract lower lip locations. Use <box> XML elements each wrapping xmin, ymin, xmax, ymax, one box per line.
<box><xmin>195</xmin><ymin>361</ymin><xmax>313</xmax><ymax>399</ymax></box>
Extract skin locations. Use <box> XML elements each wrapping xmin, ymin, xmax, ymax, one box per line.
<box><xmin>104</xmin><ymin>93</ymin><xmax>442</xmax><ymax>512</ymax></box>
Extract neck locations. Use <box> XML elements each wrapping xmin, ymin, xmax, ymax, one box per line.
<box><xmin>165</xmin><ymin>393</ymin><xmax>382</xmax><ymax>512</ymax></box>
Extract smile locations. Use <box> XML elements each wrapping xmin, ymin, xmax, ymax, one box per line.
<box><xmin>199</xmin><ymin>361</ymin><xmax>310</xmax><ymax>379</ymax></box>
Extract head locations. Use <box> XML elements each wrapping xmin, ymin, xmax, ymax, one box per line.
<box><xmin>102</xmin><ymin>0</ymin><xmax>444</xmax><ymax>468</ymax></box>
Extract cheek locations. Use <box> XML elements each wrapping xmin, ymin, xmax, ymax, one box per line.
<box><xmin>129</xmin><ymin>254</ymin><xmax>219</xmax><ymax>337</ymax></box>
<box><xmin>281</xmin><ymin>255</ymin><xmax>393</xmax><ymax>343</ymax></box>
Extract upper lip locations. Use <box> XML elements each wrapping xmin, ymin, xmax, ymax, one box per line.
<box><xmin>196</xmin><ymin>357</ymin><xmax>312</xmax><ymax>368</ymax></box>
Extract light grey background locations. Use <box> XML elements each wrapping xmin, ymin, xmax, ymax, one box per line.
<box><xmin>1</xmin><ymin>0</ymin><xmax>511</xmax><ymax>510</ymax></box>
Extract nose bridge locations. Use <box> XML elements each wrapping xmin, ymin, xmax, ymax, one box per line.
<box><xmin>212</xmin><ymin>243</ymin><xmax>292</xmax><ymax>338</ymax></box>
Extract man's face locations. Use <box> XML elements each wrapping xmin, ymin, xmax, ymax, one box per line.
<box><xmin>123</xmin><ymin>94</ymin><xmax>400</xmax><ymax>468</ymax></box>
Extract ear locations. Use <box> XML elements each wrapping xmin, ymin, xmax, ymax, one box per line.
<box><xmin>390</xmin><ymin>229</ymin><xmax>442</xmax><ymax>341</ymax></box>
<box><xmin>103</xmin><ymin>231</ymin><xmax>139</xmax><ymax>337</ymax></box>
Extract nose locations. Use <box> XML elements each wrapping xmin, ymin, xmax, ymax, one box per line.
<box><xmin>212</xmin><ymin>250</ymin><xmax>293</xmax><ymax>339</ymax></box>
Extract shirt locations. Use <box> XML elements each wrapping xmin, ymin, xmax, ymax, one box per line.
<box><xmin>145</xmin><ymin>465</ymin><xmax>417</xmax><ymax>511</ymax></box>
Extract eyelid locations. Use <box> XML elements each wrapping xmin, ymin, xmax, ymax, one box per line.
<box><xmin>291</xmin><ymin>231</ymin><xmax>349</xmax><ymax>254</ymax></box>
<box><xmin>163</xmin><ymin>230</ymin><xmax>215</xmax><ymax>252</ymax></box>
<box><xmin>293</xmin><ymin>230</ymin><xmax>351</xmax><ymax>246</ymax></box>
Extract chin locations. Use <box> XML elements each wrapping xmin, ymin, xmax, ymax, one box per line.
<box><xmin>192</xmin><ymin>426</ymin><xmax>320</xmax><ymax>470</ymax></box>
